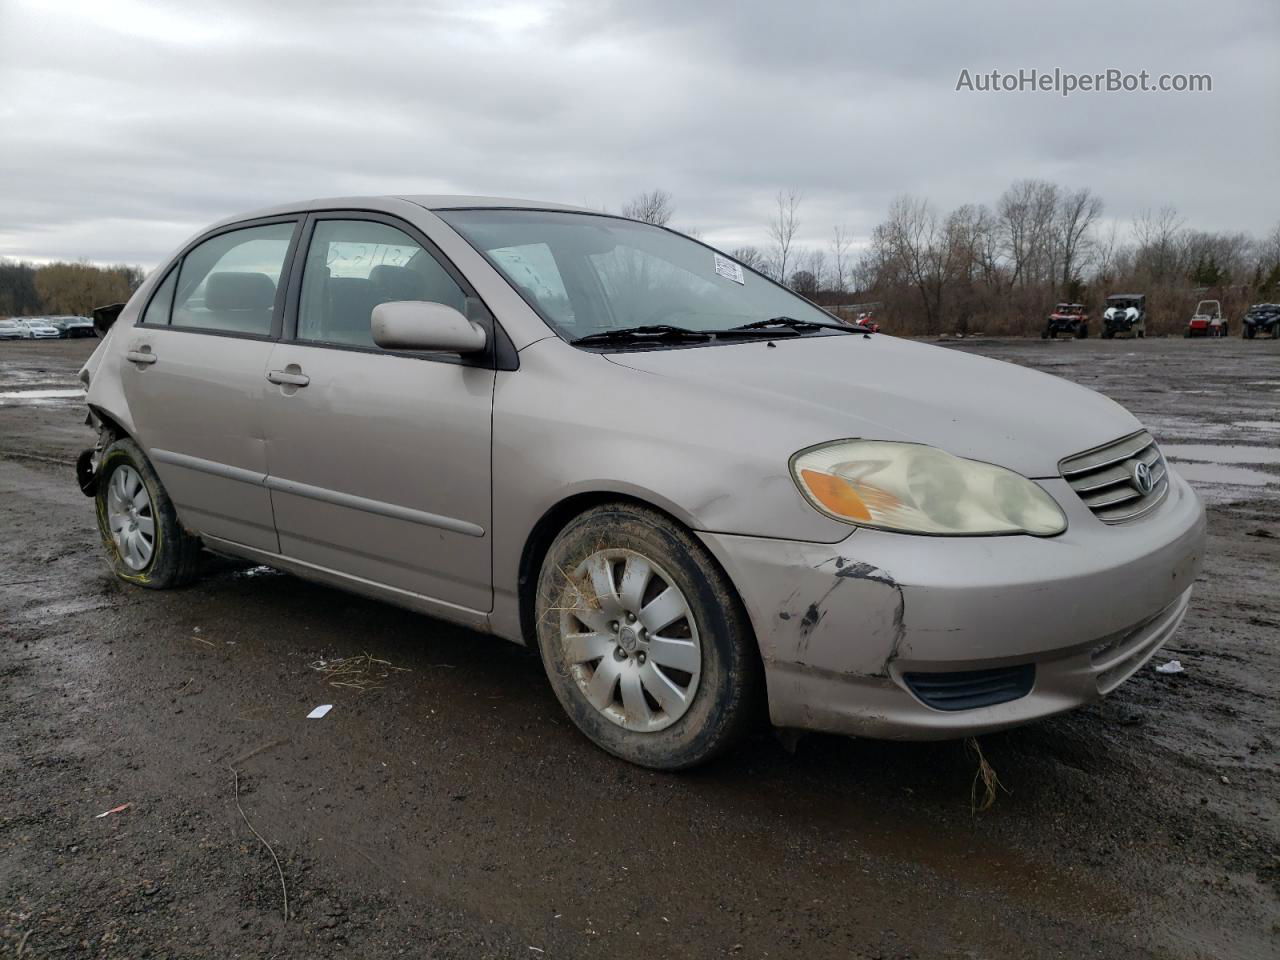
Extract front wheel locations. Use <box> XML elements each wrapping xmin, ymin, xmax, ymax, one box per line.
<box><xmin>95</xmin><ymin>438</ymin><xmax>203</xmax><ymax>588</ymax></box>
<box><xmin>534</xmin><ymin>502</ymin><xmax>761</xmax><ymax>769</ymax></box>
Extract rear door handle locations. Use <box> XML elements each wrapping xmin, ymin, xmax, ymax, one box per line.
<box><xmin>126</xmin><ymin>349</ymin><xmax>157</xmax><ymax>365</ymax></box>
<box><xmin>267</xmin><ymin>369</ymin><xmax>310</xmax><ymax>387</ymax></box>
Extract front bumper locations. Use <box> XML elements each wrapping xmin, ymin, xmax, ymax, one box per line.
<box><xmin>698</xmin><ymin>470</ymin><xmax>1206</xmax><ymax>740</ymax></box>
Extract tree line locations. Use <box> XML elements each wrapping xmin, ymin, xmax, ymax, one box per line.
<box><xmin>0</xmin><ymin>260</ymin><xmax>145</xmax><ymax>319</ymax></box>
<box><xmin>624</xmin><ymin>186</ymin><xmax>1280</xmax><ymax>336</ymax></box>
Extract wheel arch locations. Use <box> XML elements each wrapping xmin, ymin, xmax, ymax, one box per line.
<box><xmin>88</xmin><ymin>403</ymin><xmax>135</xmax><ymax>444</ymax></box>
<box><xmin>515</xmin><ymin>491</ymin><xmax>761</xmax><ymax>675</ymax></box>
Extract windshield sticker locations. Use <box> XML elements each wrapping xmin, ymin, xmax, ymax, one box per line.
<box><xmin>714</xmin><ymin>253</ymin><xmax>745</xmax><ymax>285</ymax></box>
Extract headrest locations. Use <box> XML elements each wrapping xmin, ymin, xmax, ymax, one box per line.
<box><xmin>370</xmin><ymin>264</ymin><xmax>427</xmax><ymax>302</ymax></box>
<box><xmin>206</xmin><ymin>272</ymin><xmax>276</xmax><ymax>311</ymax></box>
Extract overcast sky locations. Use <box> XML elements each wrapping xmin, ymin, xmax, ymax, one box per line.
<box><xmin>1</xmin><ymin>0</ymin><xmax>1276</xmax><ymax>269</ymax></box>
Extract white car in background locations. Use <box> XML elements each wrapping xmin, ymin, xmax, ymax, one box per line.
<box><xmin>0</xmin><ymin>319</ymin><xmax>28</xmax><ymax>340</ymax></box>
<box><xmin>16</xmin><ymin>318</ymin><xmax>63</xmax><ymax>339</ymax></box>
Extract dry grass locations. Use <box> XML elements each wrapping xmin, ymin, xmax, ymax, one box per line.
<box><xmin>308</xmin><ymin>652</ymin><xmax>408</xmax><ymax>692</ymax></box>
<box><xmin>966</xmin><ymin>737</ymin><xmax>1007</xmax><ymax>813</ymax></box>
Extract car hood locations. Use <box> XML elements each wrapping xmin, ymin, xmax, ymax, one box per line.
<box><xmin>605</xmin><ymin>334</ymin><xmax>1141</xmax><ymax>478</ymax></box>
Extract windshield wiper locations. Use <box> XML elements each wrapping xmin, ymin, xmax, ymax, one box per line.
<box><xmin>570</xmin><ymin>324</ymin><xmax>713</xmax><ymax>346</ymax></box>
<box><xmin>725</xmin><ymin>316</ymin><xmax>862</xmax><ymax>335</ymax></box>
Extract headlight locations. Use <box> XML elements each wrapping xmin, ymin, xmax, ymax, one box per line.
<box><xmin>791</xmin><ymin>440</ymin><xmax>1067</xmax><ymax>536</ymax></box>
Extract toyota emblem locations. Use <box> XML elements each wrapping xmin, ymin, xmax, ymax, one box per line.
<box><xmin>1131</xmin><ymin>460</ymin><xmax>1154</xmax><ymax>495</ymax></box>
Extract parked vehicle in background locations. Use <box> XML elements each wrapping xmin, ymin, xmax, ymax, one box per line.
<box><xmin>0</xmin><ymin>319</ymin><xmax>28</xmax><ymax>340</ymax></box>
<box><xmin>1242</xmin><ymin>303</ymin><xmax>1280</xmax><ymax>339</ymax></box>
<box><xmin>1186</xmin><ymin>300</ymin><xmax>1227</xmax><ymax>338</ymax></box>
<box><xmin>853</xmin><ymin>311</ymin><xmax>880</xmax><ymax>333</ymax></box>
<box><xmin>76</xmin><ymin>195</ymin><xmax>1205</xmax><ymax>770</ymax></box>
<box><xmin>1042</xmin><ymin>302</ymin><xmax>1088</xmax><ymax>339</ymax></box>
<box><xmin>54</xmin><ymin>315</ymin><xmax>97</xmax><ymax>338</ymax></box>
<box><xmin>15</xmin><ymin>318</ymin><xmax>63</xmax><ymax>339</ymax></box>
<box><xmin>1102</xmin><ymin>294</ymin><xmax>1146</xmax><ymax>338</ymax></box>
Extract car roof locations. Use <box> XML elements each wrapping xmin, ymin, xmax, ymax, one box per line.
<box><xmin>209</xmin><ymin>194</ymin><xmax>599</xmax><ymax>230</ymax></box>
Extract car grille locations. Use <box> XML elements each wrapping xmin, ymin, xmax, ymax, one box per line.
<box><xmin>1060</xmin><ymin>431</ymin><xmax>1168</xmax><ymax>523</ymax></box>
<box><xmin>902</xmin><ymin>665</ymin><xmax>1035</xmax><ymax>711</ymax></box>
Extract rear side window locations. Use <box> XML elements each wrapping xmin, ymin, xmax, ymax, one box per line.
<box><xmin>171</xmin><ymin>223</ymin><xmax>295</xmax><ymax>335</ymax></box>
<box><xmin>141</xmin><ymin>269</ymin><xmax>177</xmax><ymax>326</ymax></box>
<box><xmin>297</xmin><ymin>219</ymin><xmax>466</xmax><ymax>349</ymax></box>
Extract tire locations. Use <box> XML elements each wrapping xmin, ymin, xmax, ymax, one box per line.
<box><xmin>1103</xmin><ymin>329</ymin><xmax>1114</xmax><ymax>339</ymax></box>
<box><xmin>1041</xmin><ymin>330</ymin><xmax>1050</xmax><ymax>340</ymax></box>
<box><xmin>534</xmin><ymin>502</ymin><xmax>761</xmax><ymax>770</ymax></box>
<box><xmin>1076</xmin><ymin>325</ymin><xmax>1088</xmax><ymax>339</ymax></box>
<box><xmin>95</xmin><ymin>437</ymin><xmax>202</xmax><ymax>589</ymax></box>
<box><xmin>1244</xmin><ymin>326</ymin><xmax>1254</xmax><ymax>339</ymax></box>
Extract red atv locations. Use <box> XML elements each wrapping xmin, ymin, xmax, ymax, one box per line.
<box><xmin>1042</xmin><ymin>302</ymin><xmax>1089</xmax><ymax>339</ymax></box>
<box><xmin>1186</xmin><ymin>300</ymin><xmax>1228</xmax><ymax>338</ymax></box>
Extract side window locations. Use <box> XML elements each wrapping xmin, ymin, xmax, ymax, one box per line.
<box><xmin>171</xmin><ymin>222</ymin><xmax>295</xmax><ymax>335</ymax></box>
<box><xmin>141</xmin><ymin>268</ymin><xmax>177</xmax><ymax>326</ymax></box>
<box><xmin>298</xmin><ymin>219</ymin><xmax>466</xmax><ymax>349</ymax></box>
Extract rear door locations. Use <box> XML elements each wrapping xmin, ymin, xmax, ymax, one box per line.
<box><xmin>260</xmin><ymin>213</ymin><xmax>495</xmax><ymax>614</ymax></box>
<box><xmin>119</xmin><ymin>218</ymin><xmax>300</xmax><ymax>551</ymax></box>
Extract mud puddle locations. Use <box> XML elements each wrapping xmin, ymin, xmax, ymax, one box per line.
<box><xmin>1163</xmin><ymin>443</ymin><xmax>1280</xmax><ymax>465</ymax></box>
<box><xmin>0</xmin><ymin>387</ymin><xmax>84</xmax><ymax>403</ymax></box>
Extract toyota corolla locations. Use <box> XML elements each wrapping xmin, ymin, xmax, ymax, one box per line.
<box><xmin>77</xmin><ymin>196</ymin><xmax>1205</xmax><ymax>769</ymax></box>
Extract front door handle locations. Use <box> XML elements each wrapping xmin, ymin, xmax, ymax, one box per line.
<box><xmin>126</xmin><ymin>348</ymin><xmax>157</xmax><ymax>365</ymax></box>
<box><xmin>267</xmin><ymin>369</ymin><xmax>310</xmax><ymax>387</ymax></box>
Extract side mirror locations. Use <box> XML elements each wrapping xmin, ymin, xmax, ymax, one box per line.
<box><xmin>92</xmin><ymin>302</ymin><xmax>126</xmax><ymax>336</ymax></box>
<box><xmin>371</xmin><ymin>300</ymin><xmax>487</xmax><ymax>353</ymax></box>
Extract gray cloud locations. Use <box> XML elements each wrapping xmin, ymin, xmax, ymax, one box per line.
<box><xmin>0</xmin><ymin>0</ymin><xmax>1276</xmax><ymax>269</ymax></box>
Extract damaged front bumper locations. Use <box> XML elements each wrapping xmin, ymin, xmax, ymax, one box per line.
<box><xmin>697</xmin><ymin>471</ymin><xmax>1206</xmax><ymax>740</ymax></box>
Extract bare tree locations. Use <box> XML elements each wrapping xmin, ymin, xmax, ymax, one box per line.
<box><xmin>830</xmin><ymin>225</ymin><xmax>852</xmax><ymax>297</ymax></box>
<box><xmin>791</xmin><ymin>248</ymin><xmax>827</xmax><ymax>296</ymax></box>
<box><xmin>873</xmin><ymin>194</ymin><xmax>953</xmax><ymax>330</ymax></box>
<box><xmin>1054</xmin><ymin>188</ymin><xmax>1103</xmax><ymax>292</ymax></box>
<box><xmin>997</xmin><ymin>179</ymin><xmax>1059</xmax><ymax>288</ymax></box>
<box><xmin>731</xmin><ymin>246</ymin><xmax>767</xmax><ymax>273</ymax></box>
<box><xmin>768</xmin><ymin>189</ymin><xmax>802</xmax><ymax>284</ymax></box>
<box><xmin>621</xmin><ymin>189</ymin><xmax>674</xmax><ymax>226</ymax></box>
<box><xmin>1131</xmin><ymin>206</ymin><xmax>1185</xmax><ymax>282</ymax></box>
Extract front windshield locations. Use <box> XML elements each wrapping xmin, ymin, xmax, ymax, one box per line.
<box><xmin>438</xmin><ymin>209</ymin><xmax>838</xmax><ymax>341</ymax></box>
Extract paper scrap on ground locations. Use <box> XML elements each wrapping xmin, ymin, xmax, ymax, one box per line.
<box><xmin>1155</xmin><ymin>659</ymin><xmax>1184</xmax><ymax>674</ymax></box>
<box><xmin>95</xmin><ymin>803</ymin><xmax>131</xmax><ymax>818</ymax></box>
<box><xmin>307</xmin><ymin>704</ymin><xmax>333</xmax><ymax>719</ymax></box>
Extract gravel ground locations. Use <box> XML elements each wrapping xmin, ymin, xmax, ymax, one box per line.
<box><xmin>1</xmin><ymin>335</ymin><xmax>1277</xmax><ymax>959</ymax></box>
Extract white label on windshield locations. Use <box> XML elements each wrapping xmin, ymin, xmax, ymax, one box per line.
<box><xmin>714</xmin><ymin>253</ymin><xmax>745</xmax><ymax>285</ymax></box>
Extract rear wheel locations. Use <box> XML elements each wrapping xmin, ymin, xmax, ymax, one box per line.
<box><xmin>95</xmin><ymin>438</ymin><xmax>202</xmax><ymax>588</ymax></box>
<box><xmin>534</xmin><ymin>502</ymin><xmax>761</xmax><ymax>769</ymax></box>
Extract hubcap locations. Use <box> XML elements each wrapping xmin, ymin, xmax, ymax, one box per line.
<box><xmin>555</xmin><ymin>548</ymin><xmax>701</xmax><ymax>732</ymax></box>
<box><xmin>106</xmin><ymin>465</ymin><xmax>155</xmax><ymax>571</ymax></box>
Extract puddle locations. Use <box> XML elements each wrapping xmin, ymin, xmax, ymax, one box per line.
<box><xmin>1172</xmin><ymin>462</ymin><xmax>1274</xmax><ymax>487</ymax></box>
<box><xmin>1164</xmin><ymin>444</ymin><xmax>1280</xmax><ymax>465</ymax></box>
<box><xmin>0</xmin><ymin>388</ymin><xmax>83</xmax><ymax>400</ymax></box>
<box><xmin>1146</xmin><ymin>417</ymin><xmax>1235</xmax><ymax>440</ymax></box>
<box><xmin>1234</xmin><ymin>420</ymin><xmax>1280</xmax><ymax>432</ymax></box>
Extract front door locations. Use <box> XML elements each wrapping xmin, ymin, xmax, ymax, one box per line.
<box><xmin>260</xmin><ymin>215</ymin><xmax>495</xmax><ymax>614</ymax></box>
<box><xmin>120</xmin><ymin>219</ymin><xmax>299</xmax><ymax>552</ymax></box>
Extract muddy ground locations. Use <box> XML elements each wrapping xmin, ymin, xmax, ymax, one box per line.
<box><xmin>1</xmin><ymin>335</ymin><xmax>1277</xmax><ymax>960</ymax></box>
